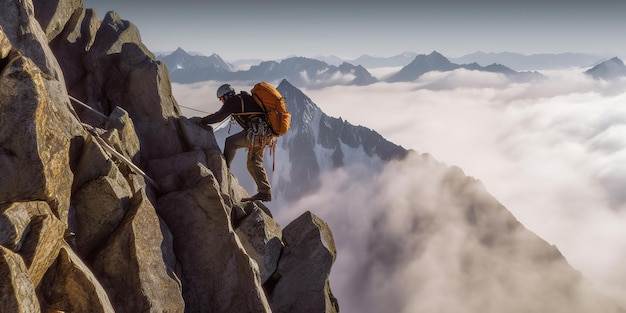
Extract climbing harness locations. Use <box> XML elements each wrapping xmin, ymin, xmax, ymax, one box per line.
<box><xmin>247</xmin><ymin>119</ymin><xmax>277</xmax><ymax>171</ymax></box>
<box><xmin>230</xmin><ymin>96</ymin><xmax>278</xmax><ymax>171</ymax></box>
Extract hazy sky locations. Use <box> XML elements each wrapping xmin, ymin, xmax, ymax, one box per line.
<box><xmin>81</xmin><ymin>0</ymin><xmax>626</xmax><ymax>61</ymax></box>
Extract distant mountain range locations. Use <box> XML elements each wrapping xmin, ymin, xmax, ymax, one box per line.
<box><xmin>158</xmin><ymin>48</ymin><xmax>559</xmax><ymax>87</ymax></box>
<box><xmin>449</xmin><ymin>51</ymin><xmax>607</xmax><ymax>71</ymax></box>
<box><xmin>159</xmin><ymin>48</ymin><xmax>376</xmax><ymax>87</ymax></box>
<box><xmin>315</xmin><ymin>51</ymin><xmax>610</xmax><ymax>71</ymax></box>
<box><xmin>386</xmin><ymin>51</ymin><xmax>543</xmax><ymax>83</ymax></box>
<box><xmin>585</xmin><ymin>57</ymin><xmax>626</xmax><ymax>80</ymax></box>
<box><xmin>159</xmin><ymin>48</ymin><xmax>234</xmax><ymax>72</ymax></box>
<box><xmin>316</xmin><ymin>52</ymin><xmax>419</xmax><ymax>68</ymax></box>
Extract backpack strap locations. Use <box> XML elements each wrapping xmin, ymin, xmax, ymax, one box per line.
<box><xmin>253</xmin><ymin>92</ymin><xmax>269</xmax><ymax>115</ymax></box>
<box><xmin>231</xmin><ymin>95</ymin><xmax>263</xmax><ymax>116</ymax></box>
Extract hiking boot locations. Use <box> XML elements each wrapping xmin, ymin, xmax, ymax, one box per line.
<box><xmin>241</xmin><ymin>193</ymin><xmax>272</xmax><ymax>202</ymax></box>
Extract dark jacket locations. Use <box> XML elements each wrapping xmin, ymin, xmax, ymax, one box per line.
<box><xmin>200</xmin><ymin>92</ymin><xmax>264</xmax><ymax>129</ymax></box>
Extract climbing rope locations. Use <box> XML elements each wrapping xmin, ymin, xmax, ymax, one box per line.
<box><xmin>68</xmin><ymin>95</ymin><xmax>109</xmax><ymax>121</ymax></box>
<box><xmin>68</xmin><ymin>96</ymin><xmax>161</xmax><ymax>191</ymax></box>
<box><xmin>178</xmin><ymin>104</ymin><xmax>209</xmax><ymax>114</ymax></box>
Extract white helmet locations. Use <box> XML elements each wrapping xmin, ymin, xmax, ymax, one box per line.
<box><xmin>216</xmin><ymin>84</ymin><xmax>235</xmax><ymax>98</ymax></box>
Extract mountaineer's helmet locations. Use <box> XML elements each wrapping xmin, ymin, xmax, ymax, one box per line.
<box><xmin>216</xmin><ymin>84</ymin><xmax>236</xmax><ymax>99</ymax></box>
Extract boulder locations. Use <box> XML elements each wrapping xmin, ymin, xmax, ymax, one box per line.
<box><xmin>147</xmin><ymin>148</ymin><xmax>248</xmax><ymax>202</ymax></box>
<box><xmin>115</xmin><ymin>42</ymin><xmax>186</xmax><ymax>160</ymax></box>
<box><xmin>0</xmin><ymin>0</ymin><xmax>64</xmax><ymax>80</ymax></box>
<box><xmin>32</xmin><ymin>0</ymin><xmax>83</xmax><ymax>43</ymax></box>
<box><xmin>235</xmin><ymin>206</ymin><xmax>283</xmax><ymax>284</ymax></box>
<box><xmin>46</xmin><ymin>6</ymin><xmax>100</xmax><ymax>104</ymax></box>
<box><xmin>179</xmin><ymin>116</ymin><xmax>221</xmax><ymax>151</ymax></box>
<box><xmin>92</xmin><ymin>189</ymin><xmax>184</xmax><ymax>312</ymax></box>
<box><xmin>0</xmin><ymin>246</ymin><xmax>40</xmax><ymax>312</ymax></box>
<box><xmin>0</xmin><ymin>50</ymin><xmax>84</xmax><ymax>226</ymax></box>
<box><xmin>16</xmin><ymin>205</ymin><xmax>66</xmax><ymax>286</ymax></box>
<box><xmin>103</xmin><ymin>106</ymin><xmax>141</xmax><ymax>164</ymax></box>
<box><xmin>147</xmin><ymin>150</ymin><xmax>209</xmax><ymax>184</ymax></box>
<box><xmin>72</xmin><ymin>166</ymin><xmax>132</xmax><ymax>257</ymax></box>
<box><xmin>71</xmin><ymin>134</ymin><xmax>116</xmax><ymax>193</ymax></box>
<box><xmin>204</xmin><ymin>148</ymin><xmax>251</xmax><ymax>205</ymax></box>
<box><xmin>82</xmin><ymin>12</ymin><xmax>185</xmax><ymax>161</ymax></box>
<box><xmin>270</xmin><ymin>211</ymin><xmax>339</xmax><ymax>313</ymax></box>
<box><xmin>0</xmin><ymin>201</ymin><xmax>65</xmax><ymax>286</ymax></box>
<box><xmin>0</xmin><ymin>28</ymin><xmax>10</xmax><ymax>58</ymax></box>
<box><xmin>39</xmin><ymin>243</ymin><xmax>115</xmax><ymax>313</ymax></box>
<box><xmin>157</xmin><ymin>164</ymin><xmax>271</xmax><ymax>313</ymax></box>
<box><xmin>0</xmin><ymin>203</ymin><xmax>32</xmax><ymax>251</ymax></box>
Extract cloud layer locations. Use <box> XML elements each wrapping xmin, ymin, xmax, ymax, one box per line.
<box><xmin>275</xmin><ymin>153</ymin><xmax>620</xmax><ymax>312</ymax></box>
<box><xmin>172</xmin><ymin>69</ymin><xmax>626</xmax><ymax>309</ymax></box>
<box><xmin>298</xmin><ymin>69</ymin><xmax>626</xmax><ymax>305</ymax></box>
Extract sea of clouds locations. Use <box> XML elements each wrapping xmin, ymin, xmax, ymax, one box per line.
<box><xmin>172</xmin><ymin>67</ymin><xmax>626</xmax><ymax>310</ymax></box>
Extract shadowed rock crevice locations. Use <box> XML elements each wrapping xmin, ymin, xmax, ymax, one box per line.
<box><xmin>0</xmin><ymin>1</ymin><xmax>339</xmax><ymax>312</ymax></box>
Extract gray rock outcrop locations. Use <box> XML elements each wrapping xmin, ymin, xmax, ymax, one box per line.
<box><xmin>270</xmin><ymin>211</ymin><xmax>339</xmax><ymax>313</ymax></box>
<box><xmin>0</xmin><ymin>0</ymin><xmax>338</xmax><ymax>312</ymax></box>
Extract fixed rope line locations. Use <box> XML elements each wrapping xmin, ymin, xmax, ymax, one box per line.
<box><xmin>89</xmin><ymin>127</ymin><xmax>160</xmax><ymax>192</ymax></box>
<box><xmin>68</xmin><ymin>95</ymin><xmax>109</xmax><ymax>121</ymax></box>
<box><xmin>178</xmin><ymin>104</ymin><xmax>230</xmax><ymax>130</ymax></box>
<box><xmin>178</xmin><ymin>104</ymin><xmax>209</xmax><ymax>114</ymax></box>
<box><xmin>69</xmin><ymin>95</ymin><xmax>160</xmax><ymax>191</ymax></box>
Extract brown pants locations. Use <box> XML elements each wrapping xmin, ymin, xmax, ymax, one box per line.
<box><xmin>223</xmin><ymin>130</ymin><xmax>271</xmax><ymax>195</ymax></box>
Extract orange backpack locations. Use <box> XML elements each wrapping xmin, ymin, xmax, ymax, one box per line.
<box><xmin>251</xmin><ymin>82</ymin><xmax>291</xmax><ymax>136</ymax></box>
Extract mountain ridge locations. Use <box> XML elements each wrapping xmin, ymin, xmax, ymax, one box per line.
<box><xmin>450</xmin><ymin>51</ymin><xmax>609</xmax><ymax>70</ymax></box>
<box><xmin>585</xmin><ymin>57</ymin><xmax>626</xmax><ymax>79</ymax></box>
<box><xmin>386</xmin><ymin>51</ymin><xmax>544</xmax><ymax>82</ymax></box>
<box><xmin>160</xmin><ymin>49</ymin><xmax>610</xmax><ymax>71</ymax></box>
<box><xmin>158</xmin><ymin>48</ymin><xmax>548</xmax><ymax>87</ymax></box>
<box><xmin>1</xmin><ymin>1</ymin><xmax>624</xmax><ymax>312</ymax></box>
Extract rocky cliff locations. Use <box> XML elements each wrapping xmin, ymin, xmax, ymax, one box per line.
<box><xmin>0</xmin><ymin>0</ymin><xmax>338</xmax><ymax>312</ymax></box>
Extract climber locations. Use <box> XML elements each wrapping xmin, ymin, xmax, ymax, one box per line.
<box><xmin>192</xmin><ymin>83</ymin><xmax>273</xmax><ymax>202</ymax></box>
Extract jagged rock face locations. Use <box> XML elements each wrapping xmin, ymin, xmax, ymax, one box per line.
<box><xmin>157</xmin><ymin>165</ymin><xmax>272</xmax><ymax>313</ymax></box>
<box><xmin>6</xmin><ymin>1</ymin><xmax>622</xmax><ymax>313</ymax></box>
<box><xmin>1</xmin><ymin>202</ymin><xmax>65</xmax><ymax>291</ymax></box>
<box><xmin>235</xmin><ymin>206</ymin><xmax>283</xmax><ymax>284</ymax></box>
<box><xmin>1</xmin><ymin>246</ymin><xmax>41</xmax><ymax>312</ymax></box>
<box><xmin>0</xmin><ymin>4</ymin><xmax>85</xmax><ymax>226</ymax></box>
<box><xmin>270</xmin><ymin>211</ymin><xmax>339</xmax><ymax>313</ymax></box>
<box><xmin>1</xmin><ymin>0</ymin><xmax>338</xmax><ymax>312</ymax></box>
<box><xmin>40</xmin><ymin>243</ymin><xmax>116</xmax><ymax>313</ymax></box>
<box><xmin>0</xmin><ymin>0</ymin><xmax>65</xmax><ymax>80</ymax></box>
<box><xmin>92</xmin><ymin>189</ymin><xmax>184</xmax><ymax>312</ymax></box>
